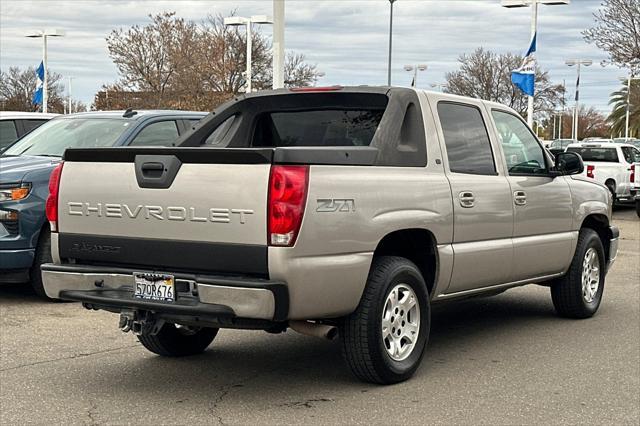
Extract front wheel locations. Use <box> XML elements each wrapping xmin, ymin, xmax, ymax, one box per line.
<box><xmin>340</xmin><ymin>256</ymin><xmax>430</xmax><ymax>384</ymax></box>
<box><xmin>551</xmin><ymin>228</ymin><xmax>605</xmax><ymax>319</ymax></box>
<box><xmin>138</xmin><ymin>323</ymin><xmax>218</xmax><ymax>356</ymax></box>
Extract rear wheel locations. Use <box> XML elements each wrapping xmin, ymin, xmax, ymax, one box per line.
<box><xmin>138</xmin><ymin>323</ymin><xmax>218</xmax><ymax>356</ymax></box>
<box><xmin>551</xmin><ymin>228</ymin><xmax>605</xmax><ymax>318</ymax></box>
<box><xmin>635</xmin><ymin>199</ymin><xmax>640</xmax><ymax>218</ymax></box>
<box><xmin>605</xmin><ymin>180</ymin><xmax>617</xmax><ymax>204</ymax></box>
<box><xmin>30</xmin><ymin>228</ymin><xmax>53</xmax><ymax>300</ymax></box>
<box><xmin>340</xmin><ymin>256</ymin><xmax>430</xmax><ymax>384</ymax></box>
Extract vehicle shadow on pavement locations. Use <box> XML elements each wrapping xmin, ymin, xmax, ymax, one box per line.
<box><xmin>0</xmin><ymin>282</ymin><xmax>41</xmax><ymax>303</ymax></box>
<box><xmin>72</xmin><ymin>289</ymin><xmax>565</xmax><ymax>408</ymax></box>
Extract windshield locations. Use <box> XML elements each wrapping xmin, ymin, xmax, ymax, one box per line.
<box><xmin>2</xmin><ymin>118</ymin><xmax>131</xmax><ymax>157</ymax></box>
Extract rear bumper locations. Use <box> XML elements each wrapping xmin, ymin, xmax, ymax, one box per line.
<box><xmin>607</xmin><ymin>225</ymin><xmax>619</xmax><ymax>271</ymax></box>
<box><xmin>40</xmin><ymin>264</ymin><xmax>288</xmax><ymax>321</ymax></box>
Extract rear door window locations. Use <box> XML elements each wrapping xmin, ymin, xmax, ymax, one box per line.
<box><xmin>437</xmin><ymin>102</ymin><xmax>496</xmax><ymax>175</ymax></box>
<box><xmin>621</xmin><ymin>146</ymin><xmax>640</xmax><ymax>163</ymax></box>
<box><xmin>0</xmin><ymin>120</ymin><xmax>18</xmax><ymax>149</ymax></box>
<box><xmin>566</xmin><ymin>147</ymin><xmax>619</xmax><ymax>162</ymax></box>
<box><xmin>252</xmin><ymin>109</ymin><xmax>384</xmax><ymax>147</ymax></box>
<box><xmin>129</xmin><ymin>120</ymin><xmax>180</xmax><ymax>147</ymax></box>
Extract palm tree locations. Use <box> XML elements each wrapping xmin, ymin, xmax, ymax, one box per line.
<box><xmin>608</xmin><ymin>78</ymin><xmax>639</xmax><ymax>137</ymax></box>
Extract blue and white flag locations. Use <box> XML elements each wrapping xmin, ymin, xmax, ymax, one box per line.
<box><xmin>32</xmin><ymin>86</ymin><xmax>43</xmax><ymax>105</ymax></box>
<box><xmin>36</xmin><ymin>61</ymin><xmax>44</xmax><ymax>81</ymax></box>
<box><xmin>33</xmin><ymin>61</ymin><xmax>44</xmax><ymax>106</ymax></box>
<box><xmin>511</xmin><ymin>34</ymin><xmax>536</xmax><ymax>96</ymax></box>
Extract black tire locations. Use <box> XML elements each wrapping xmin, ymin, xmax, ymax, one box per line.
<box><xmin>30</xmin><ymin>228</ymin><xmax>54</xmax><ymax>300</ymax></box>
<box><xmin>137</xmin><ymin>323</ymin><xmax>218</xmax><ymax>357</ymax></box>
<box><xmin>551</xmin><ymin>228</ymin><xmax>606</xmax><ymax>319</ymax></box>
<box><xmin>340</xmin><ymin>256</ymin><xmax>430</xmax><ymax>384</ymax></box>
<box><xmin>635</xmin><ymin>199</ymin><xmax>640</xmax><ymax>218</ymax></box>
<box><xmin>605</xmin><ymin>180</ymin><xmax>617</xmax><ymax>205</ymax></box>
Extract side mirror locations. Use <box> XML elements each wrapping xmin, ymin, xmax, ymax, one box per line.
<box><xmin>555</xmin><ymin>151</ymin><xmax>584</xmax><ymax>176</ymax></box>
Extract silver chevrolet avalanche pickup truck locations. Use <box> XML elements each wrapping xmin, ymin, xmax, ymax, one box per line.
<box><xmin>41</xmin><ymin>87</ymin><xmax>619</xmax><ymax>384</ymax></box>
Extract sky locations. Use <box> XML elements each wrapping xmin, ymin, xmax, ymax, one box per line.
<box><xmin>0</xmin><ymin>0</ymin><xmax>628</xmax><ymax>115</ymax></box>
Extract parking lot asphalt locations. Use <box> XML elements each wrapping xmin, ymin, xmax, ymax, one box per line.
<box><xmin>1</xmin><ymin>207</ymin><xmax>638</xmax><ymax>425</ymax></box>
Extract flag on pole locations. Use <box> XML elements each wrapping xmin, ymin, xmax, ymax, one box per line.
<box><xmin>33</xmin><ymin>61</ymin><xmax>44</xmax><ymax>106</ymax></box>
<box><xmin>32</xmin><ymin>87</ymin><xmax>43</xmax><ymax>105</ymax></box>
<box><xmin>574</xmin><ymin>74</ymin><xmax>580</xmax><ymax>101</ymax></box>
<box><xmin>36</xmin><ymin>61</ymin><xmax>44</xmax><ymax>81</ymax></box>
<box><xmin>511</xmin><ymin>34</ymin><xmax>537</xmax><ymax>97</ymax></box>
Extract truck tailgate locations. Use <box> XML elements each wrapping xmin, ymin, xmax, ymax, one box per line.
<box><xmin>56</xmin><ymin>148</ymin><xmax>272</xmax><ymax>274</ymax></box>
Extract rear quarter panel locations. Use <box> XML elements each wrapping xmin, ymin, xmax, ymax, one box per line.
<box><xmin>270</xmin><ymin>92</ymin><xmax>454</xmax><ymax>319</ymax></box>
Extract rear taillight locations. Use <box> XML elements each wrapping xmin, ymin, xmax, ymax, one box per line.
<box><xmin>586</xmin><ymin>164</ymin><xmax>595</xmax><ymax>179</ymax></box>
<box><xmin>45</xmin><ymin>162</ymin><xmax>64</xmax><ymax>232</ymax></box>
<box><xmin>268</xmin><ymin>165</ymin><xmax>309</xmax><ymax>247</ymax></box>
<box><xmin>631</xmin><ymin>164</ymin><xmax>635</xmax><ymax>183</ymax></box>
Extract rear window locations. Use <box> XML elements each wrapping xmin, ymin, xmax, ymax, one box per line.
<box><xmin>566</xmin><ymin>147</ymin><xmax>619</xmax><ymax>162</ymax></box>
<box><xmin>252</xmin><ymin>109</ymin><xmax>384</xmax><ymax>147</ymax></box>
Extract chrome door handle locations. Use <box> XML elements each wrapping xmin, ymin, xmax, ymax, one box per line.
<box><xmin>459</xmin><ymin>191</ymin><xmax>475</xmax><ymax>208</ymax></box>
<box><xmin>514</xmin><ymin>191</ymin><xmax>527</xmax><ymax>206</ymax></box>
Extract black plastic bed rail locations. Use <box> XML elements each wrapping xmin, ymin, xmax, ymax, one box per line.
<box><xmin>63</xmin><ymin>146</ymin><xmax>379</xmax><ymax>166</ymax></box>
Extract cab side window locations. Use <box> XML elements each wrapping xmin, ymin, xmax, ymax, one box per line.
<box><xmin>129</xmin><ymin>120</ymin><xmax>179</xmax><ymax>146</ymax></box>
<box><xmin>437</xmin><ymin>102</ymin><xmax>496</xmax><ymax>175</ymax></box>
<box><xmin>492</xmin><ymin>110</ymin><xmax>547</xmax><ymax>175</ymax></box>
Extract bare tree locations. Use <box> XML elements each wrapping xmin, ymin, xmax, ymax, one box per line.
<box><xmin>284</xmin><ymin>52</ymin><xmax>319</xmax><ymax>87</ymax></box>
<box><xmin>103</xmin><ymin>11</ymin><xmax>322</xmax><ymax>111</ymax></box>
<box><xmin>106</xmin><ymin>12</ymin><xmax>198</xmax><ymax>106</ymax></box>
<box><xmin>0</xmin><ymin>66</ymin><xmax>66</xmax><ymax>112</ymax></box>
<box><xmin>583</xmin><ymin>0</ymin><xmax>640</xmax><ymax>72</ymax></box>
<box><xmin>444</xmin><ymin>48</ymin><xmax>564</xmax><ymax>118</ymax></box>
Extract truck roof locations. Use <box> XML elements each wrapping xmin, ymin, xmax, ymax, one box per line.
<box><xmin>58</xmin><ymin>110</ymin><xmax>208</xmax><ymax>120</ymax></box>
<box><xmin>0</xmin><ymin>111</ymin><xmax>59</xmax><ymax>120</ymax></box>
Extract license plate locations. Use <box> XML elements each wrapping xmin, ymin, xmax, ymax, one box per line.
<box><xmin>133</xmin><ymin>273</ymin><xmax>175</xmax><ymax>302</ymax></box>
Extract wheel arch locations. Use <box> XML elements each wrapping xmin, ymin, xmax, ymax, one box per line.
<box><xmin>372</xmin><ymin>228</ymin><xmax>438</xmax><ymax>296</ymax></box>
<box><xmin>580</xmin><ymin>214</ymin><xmax>611</xmax><ymax>263</ymax></box>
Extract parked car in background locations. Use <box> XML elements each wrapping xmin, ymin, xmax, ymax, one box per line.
<box><xmin>548</xmin><ymin>138</ymin><xmax>575</xmax><ymax>157</ymax></box>
<box><xmin>582</xmin><ymin>138</ymin><xmax>614</xmax><ymax>144</ymax></box>
<box><xmin>0</xmin><ymin>112</ymin><xmax>58</xmax><ymax>151</ymax></box>
<box><xmin>566</xmin><ymin>142</ymin><xmax>640</xmax><ymax>204</ymax></box>
<box><xmin>0</xmin><ymin>109</ymin><xmax>207</xmax><ymax>297</ymax></box>
<box><xmin>38</xmin><ymin>87</ymin><xmax>618</xmax><ymax>384</ymax></box>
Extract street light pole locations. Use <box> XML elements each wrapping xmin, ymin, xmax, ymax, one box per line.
<box><xmin>565</xmin><ymin>59</ymin><xmax>592</xmax><ymax>140</ymax></box>
<box><xmin>224</xmin><ymin>16</ymin><xmax>273</xmax><ymax>93</ymax></box>
<box><xmin>501</xmin><ymin>1</ymin><xmax>570</xmax><ymax>128</ymax></box>
<box><xmin>272</xmin><ymin>0</ymin><xmax>285</xmax><ymax>89</ymax></box>
<box><xmin>403</xmin><ymin>64</ymin><xmax>427</xmax><ymax>87</ymax></box>
<box><xmin>26</xmin><ymin>29</ymin><xmax>65</xmax><ymax>113</ymax></box>
<box><xmin>387</xmin><ymin>0</ymin><xmax>396</xmax><ymax>86</ymax></box>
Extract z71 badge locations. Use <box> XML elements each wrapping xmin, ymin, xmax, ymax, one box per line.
<box><xmin>316</xmin><ymin>199</ymin><xmax>356</xmax><ymax>213</ymax></box>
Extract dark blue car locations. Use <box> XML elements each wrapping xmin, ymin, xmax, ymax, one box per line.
<box><xmin>0</xmin><ymin>109</ymin><xmax>207</xmax><ymax>298</ymax></box>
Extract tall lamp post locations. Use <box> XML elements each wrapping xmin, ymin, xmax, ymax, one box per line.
<box><xmin>387</xmin><ymin>0</ymin><xmax>397</xmax><ymax>86</ymax></box>
<box><xmin>272</xmin><ymin>0</ymin><xmax>285</xmax><ymax>89</ymax></box>
<box><xmin>565</xmin><ymin>59</ymin><xmax>592</xmax><ymax>140</ymax></box>
<box><xmin>403</xmin><ymin>64</ymin><xmax>427</xmax><ymax>87</ymax></box>
<box><xmin>501</xmin><ymin>0</ymin><xmax>570</xmax><ymax>128</ymax></box>
<box><xmin>224</xmin><ymin>16</ymin><xmax>273</xmax><ymax>93</ymax></box>
<box><xmin>26</xmin><ymin>29</ymin><xmax>65</xmax><ymax>113</ymax></box>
